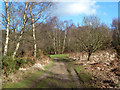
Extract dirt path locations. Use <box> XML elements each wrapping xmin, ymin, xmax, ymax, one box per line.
<box><xmin>31</xmin><ymin>61</ymin><xmax>82</xmax><ymax>88</ymax></box>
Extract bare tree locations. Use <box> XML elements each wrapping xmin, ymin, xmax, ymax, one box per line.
<box><xmin>58</xmin><ymin>28</ymin><xmax>62</xmax><ymax>54</ymax></box>
<box><xmin>75</xmin><ymin>16</ymin><xmax>111</xmax><ymax>61</ymax></box>
<box><xmin>62</xmin><ymin>21</ymin><xmax>68</xmax><ymax>54</ymax></box>
<box><xmin>3</xmin><ymin>1</ymin><xmax>10</xmax><ymax>56</ymax></box>
<box><xmin>12</xmin><ymin>2</ymin><xmax>52</xmax><ymax>58</ymax></box>
<box><xmin>112</xmin><ymin>18</ymin><xmax>120</xmax><ymax>59</ymax></box>
<box><xmin>112</xmin><ymin>18</ymin><xmax>120</xmax><ymax>49</ymax></box>
<box><xmin>29</xmin><ymin>2</ymin><xmax>52</xmax><ymax>57</ymax></box>
<box><xmin>13</xmin><ymin>3</ymin><xmax>29</xmax><ymax>58</ymax></box>
<box><xmin>29</xmin><ymin>4</ymin><xmax>37</xmax><ymax>59</ymax></box>
<box><xmin>48</xmin><ymin>17</ymin><xmax>58</xmax><ymax>54</ymax></box>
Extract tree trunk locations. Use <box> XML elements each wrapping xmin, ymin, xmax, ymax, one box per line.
<box><xmin>54</xmin><ymin>38</ymin><xmax>56</xmax><ymax>54</ymax></box>
<box><xmin>29</xmin><ymin>4</ymin><xmax>37</xmax><ymax>59</ymax></box>
<box><xmin>56</xmin><ymin>30</ymin><xmax>59</xmax><ymax>54</ymax></box>
<box><xmin>88</xmin><ymin>50</ymin><xmax>92</xmax><ymax>61</ymax></box>
<box><xmin>68</xmin><ymin>29</ymin><xmax>71</xmax><ymax>51</ymax></box>
<box><xmin>3</xmin><ymin>1</ymin><xmax>10</xmax><ymax>56</ymax></box>
<box><xmin>58</xmin><ymin>30</ymin><xmax>61</xmax><ymax>54</ymax></box>
<box><xmin>62</xmin><ymin>28</ymin><xmax>67</xmax><ymax>54</ymax></box>
<box><xmin>13</xmin><ymin>3</ymin><xmax>28</xmax><ymax>58</ymax></box>
<box><xmin>53</xmin><ymin>29</ymin><xmax>57</xmax><ymax>54</ymax></box>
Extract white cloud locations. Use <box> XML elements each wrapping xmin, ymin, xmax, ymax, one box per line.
<box><xmin>50</xmin><ymin>0</ymin><xmax>99</xmax><ymax>16</ymax></box>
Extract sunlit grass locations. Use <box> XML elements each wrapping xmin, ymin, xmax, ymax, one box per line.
<box><xmin>49</xmin><ymin>54</ymin><xmax>68</xmax><ymax>59</ymax></box>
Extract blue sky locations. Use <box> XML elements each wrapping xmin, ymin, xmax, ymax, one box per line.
<box><xmin>52</xmin><ymin>1</ymin><xmax>118</xmax><ymax>28</ymax></box>
<box><xmin>96</xmin><ymin>2</ymin><xmax>118</xmax><ymax>26</ymax></box>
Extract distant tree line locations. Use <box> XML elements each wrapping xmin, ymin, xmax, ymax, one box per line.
<box><xmin>2</xmin><ymin>16</ymin><xmax>120</xmax><ymax>61</ymax></box>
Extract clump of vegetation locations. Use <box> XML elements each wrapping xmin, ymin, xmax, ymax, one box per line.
<box><xmin>2</xmin><ymin>56</ymin><xmax>25</xmax><ymax>76</ymax></box>
<box><xmin>2</xmin><ymin>60</ymin><xmax>54</xmax><ymax>88</ymax></box>
<box><xmin>2</xmin><ymin>56</ymin><xmax>36</xmax><ymax>77</ymax></box>
<box><xmin>7</xmin><ymin>50</ymin><xmax>14</xmax><ymax>56</ymax></box>
<box><xmin>36</xmin><ymin>49</ymin><xmax>41</xmax><ymax>58</ymax></box>
<box><xmin>111</xmin><ymin>18</ymin><xmax>120</xmax><ymax>60</ymax></box>
<box><xmin>31</xmin><ymin>58</ymin><xmax>36</xmax><ymax>65</ymax></box>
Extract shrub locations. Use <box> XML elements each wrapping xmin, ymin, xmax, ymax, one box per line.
<box><xmin>36</xmin><ymin>49</ymin><xmax>41</xmax><ymax>58</ymax></box>
<box><xmin>2</xmin><ymin>56</ymin><xmax>26</xmax><ymax>76</ymax></box>
<box><xmin>30</xmin><ymin>58</ymin><xmax>35</xmax><ymax>65</ymax></box>
<box><xmin>2</xmin><ymin>56</ymin><xmax>16</xmax><ymax>76</ymax></box>
<box><xmin>25</xmin><ymin>57</ymin><xmax>30</xmax><ymax>64</ymax></box>
<box><xmin>15</xmin><ymin>58</ymin><xmax>25</xmax><ymax>69</ymax></box>
<box><xmin>7</xmin><ymin>50</ymin><xmax>14</xmax><ymax>56</ymax></box>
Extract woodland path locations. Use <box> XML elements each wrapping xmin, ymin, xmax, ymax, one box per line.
<box><xmin>30</xmin><ymin>59</ymin><xmax>82</xmax><ymax>88</ymax></box>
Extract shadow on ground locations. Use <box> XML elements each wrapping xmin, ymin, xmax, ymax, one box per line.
<box><xmin>53</xmin><ymin>58</ymin><xmax>75</xmax><ymax>62</ymax></box>
<box><xmin>32</xmin><ymin>61</ymin><xmax>76</xmax><ymax>88</ymax></box>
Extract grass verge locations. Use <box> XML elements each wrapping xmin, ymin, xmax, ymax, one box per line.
<box><xmin>73</xmin><ymin>65</ymin><xmax>93</xmax><ymax>88</ymax></box>
<box><xmin>3</xmin><ymin>61</ymin><xmax>54</xmax><ymax>88</ymax></box>
<box><xmin>65</xmin><ymin>63</ymin><xmax>72</xmax><ymax>78</ymax></box>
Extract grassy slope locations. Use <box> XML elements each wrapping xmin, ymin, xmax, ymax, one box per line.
<box><xmin>3</xmin><ymin>61</ymin><xmax>53</xmax><ymax>88</ymax></box>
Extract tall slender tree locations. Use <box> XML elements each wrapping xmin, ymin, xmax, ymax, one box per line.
<box><xmin>13</xmin><ymin>3</ymin><xmax>29</xmax><ymax>58</ymax></box>
<box><xmin>62</xmin><ymin>21</ymin><xmax>68</xmax><ymax>54</ymax></box>
<box><xmin>3</xmin><ymin>1</ymin><xmax>10</xmax><ymax>56</ymax></box>
<box><xmin>29</xmin><ymin>4</ymin><xmax>37</xmax><ymax>59</ymax></box>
